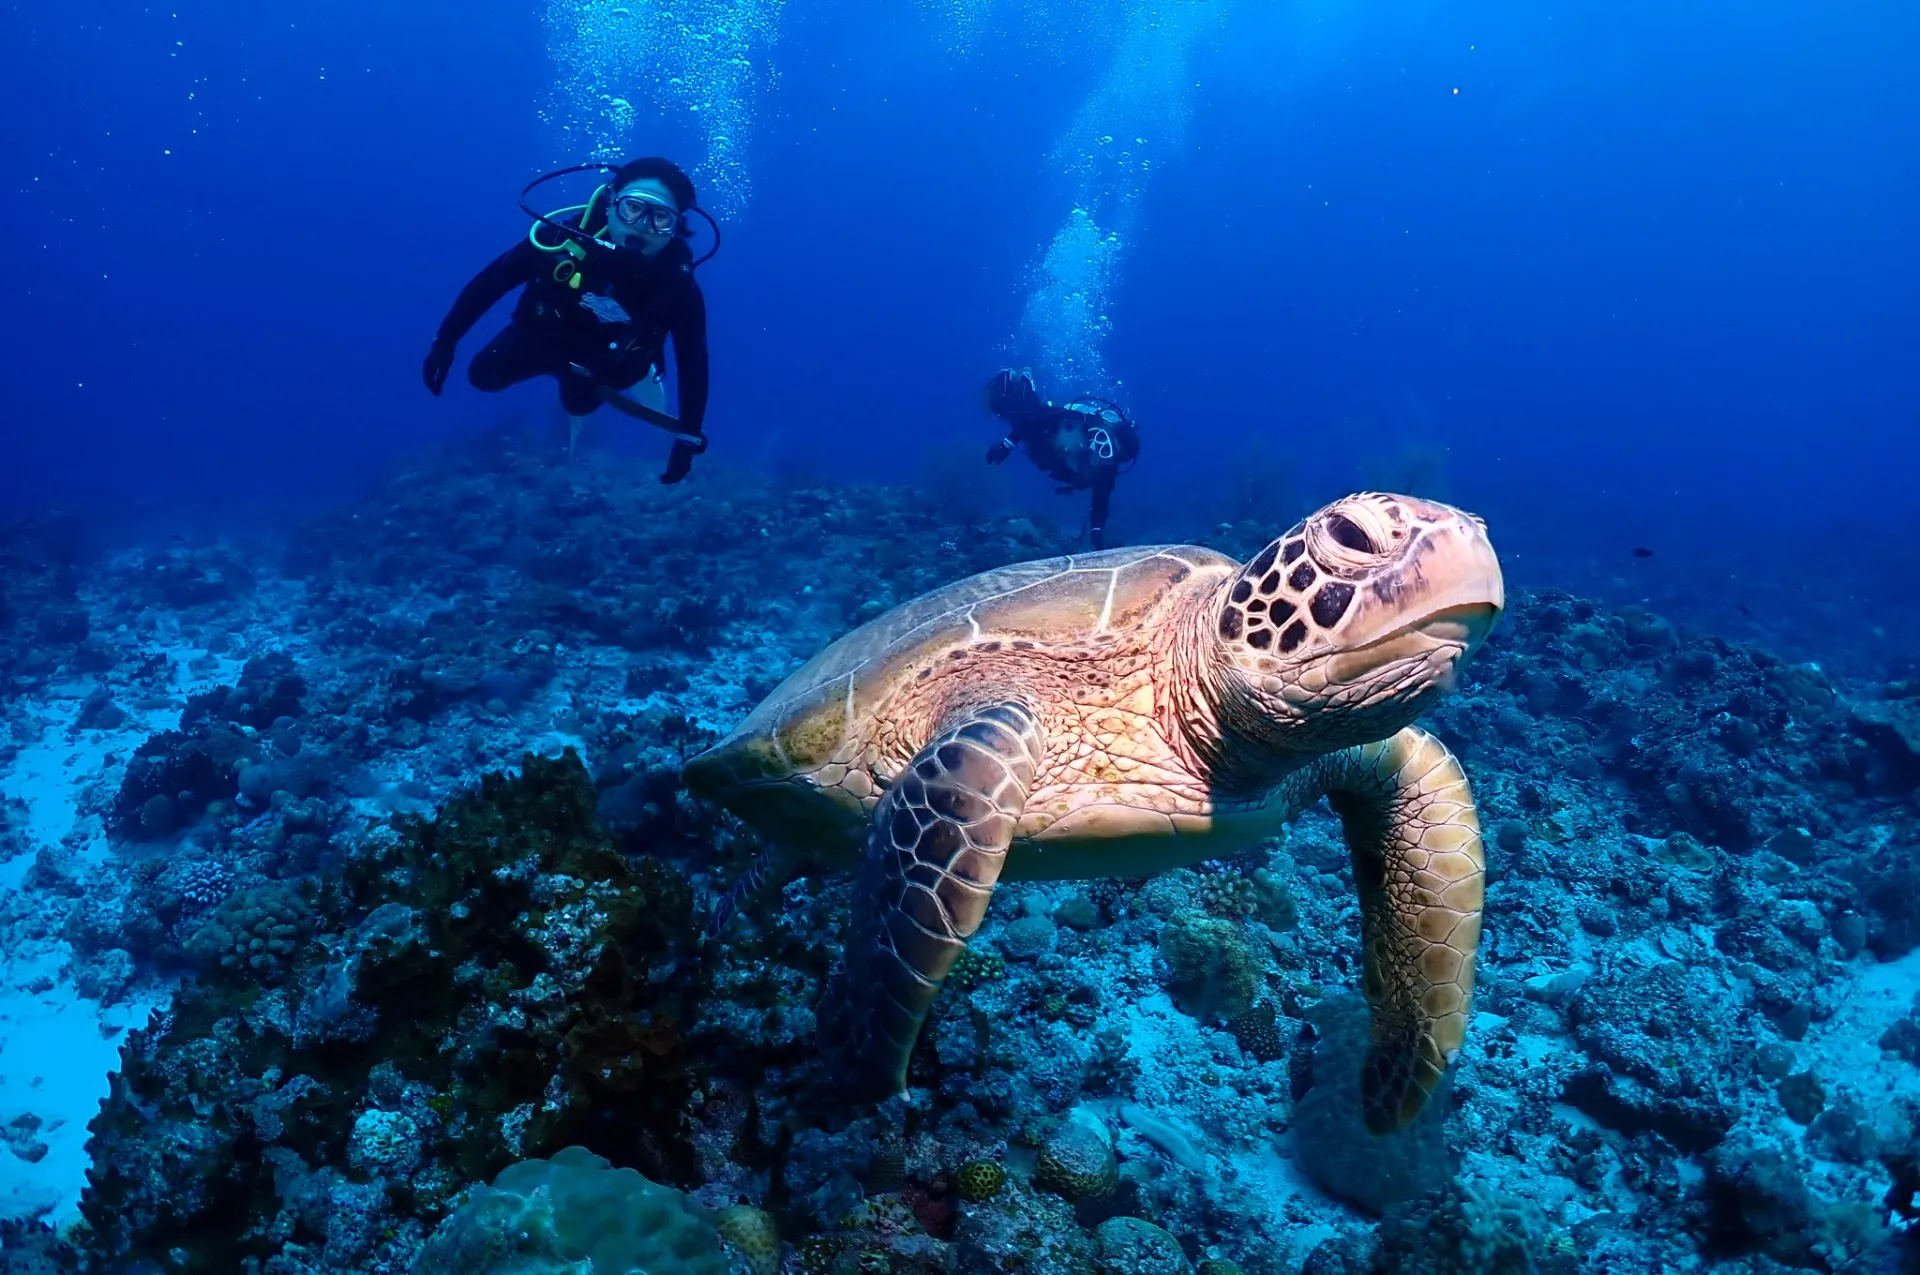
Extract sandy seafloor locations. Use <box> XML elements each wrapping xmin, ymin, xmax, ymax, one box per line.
<box><xmin>0</xmin><ymin>651</ymin><xmax>228</xmax><ymax>1221</ymax></box>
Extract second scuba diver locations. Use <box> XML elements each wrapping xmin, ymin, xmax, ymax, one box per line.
<box><xmin>984</xmin><ymin>368</ymin><xmax>1140</xmax><ymax>549</ymax></box>
<box><xmin>423</xmin><ymin>157</ymin><xmax>711</xmax><ymax>484</ymax></box>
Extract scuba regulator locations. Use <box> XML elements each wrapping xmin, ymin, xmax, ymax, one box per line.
<box><xmin>519</xmin><ymin>162</ymin><xmax>721</xmax><ymax>289</ymax></box>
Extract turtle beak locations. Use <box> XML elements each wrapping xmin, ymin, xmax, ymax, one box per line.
<box><xmin>1326</xmin><ymin>602</ymin><xmax>1493</xmax><ymax>688</ymax></box>
<box><xmin>1418</xmin><ymin>600</ymin><xmax>1499</xmax><ymax>657</ymax></box>
<box><xmin>1420</xmin><ymin>601</ymin><xmax>1500</xmax><ymax>690</ymax></box>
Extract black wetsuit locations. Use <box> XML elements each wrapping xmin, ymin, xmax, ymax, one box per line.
<box><xmin>432</xmin><ymin>227</ymin><xmax>709</xmax><ymax>436</ymax></box>
<box><xmin>986</xmin><ymin>371</ymin><xmax>1138</xmax><ymax>549</ymax></box>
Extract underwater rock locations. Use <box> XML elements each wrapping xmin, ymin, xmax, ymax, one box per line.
<box><xmin>1521</xmin><ymin>964</ymin><xmax>1591</xmax><ymax>1004</ymax></box>
<box><xmin>72</xmin><ymin>946</ymin><xmax>136</xmax><ymax>1005</ymax></box>
<box><xmin>1777</xmin><ymin>1069</ymin><xmax>1826</xmax><ymax>1125</ymax></box>
<box><xmin>999</xmin><ymin>914</ymin><xmax>1056</xmax><ymax>961</ymax></box>
<box><xmin>1292</xmin><ymin>995</ymin><xmax>1454</xmax><ymax>1214</ymax></box>
<box><xmin>1051</xmin><ymin>893</ymin><xmax>1102</xmax><ymax>931</ymax></box>
<box><xmin>1880</xmin><ymin>996</ymin><xmax>1920</xmax><ymax>1065</ymax></box>
<box><xmin>182</xmin><ymin>652</ymin><xmax>306</xmax><ymax>730</ymax></box>
<box><xmin>1851</xmin><ymin>692</ymin><xmax>1920</xmax><ymax>789</ymax></box>
<box><xmin>1559</xmin><ymin>1066</ymin><xmax>1735</xmax><ymax>1154</ymax></box>
<box><xmin>1370</xmin><ymin>1181</ymin><xmax>1571</xmax><ymax>1275</ymax></box>
<box><xmin>1092</xmin><ymin>1216</ymin><xmax>1191</xmax><ymax>1275</ymax></box>
<box><xmin>75</xmin><ymin>685</ymin><xmax>127</xmax><ymax>731</ymax></box>
<box><xmin>34</xmin><ymin>605</ymin><xmax>90</xmax><ymax>646</ymax></box>
<box><xmin>1698</xmin><ymin>1127</ymin><xmax>1894</xmax><ymax>1270</ymax></box>
<box><xmin>234</xmin><ymin>746</ymin><xmax>333</xmax><ymax>808</ymax></box>
<box><xmin>413</xmin><ymin>1145</ymin><xmax>729</xmax><ymax>1275</ymax></box>
<box><xmin>0</xmin><ymin>794</ymin><xmax>30</xmax><ymax>862</ymax></box>
<box><xmin>951</xmin><ymin>1183</ymin><xmax>1091</xmax><ymax>1275</ymax></box>
<box><xmin>146</xmin><ymin>545</ymin><xmax>257</xmax><ymax>608</ymax></box>
<box><xmin>1299</xmin><ymin>1232</ymin><xmax>1374</xmax><ymax>1275</ymax></box>
<box><xmin>0</xmin><ymin>1217</ymin><xmax>78</xmax><ymax>1271</ymax></box>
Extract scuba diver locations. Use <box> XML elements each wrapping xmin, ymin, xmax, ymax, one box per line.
<box><xmin>422</xmin><ymin>157</ymin><xmax>713</xmax><ymax>483</ymax></box>
<box><xmin>984</xmin><ymin>368</ymin><xmax>1140</xmax><ymax>549</ymax></box>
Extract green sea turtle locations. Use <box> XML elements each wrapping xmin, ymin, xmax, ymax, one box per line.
<box><xmin>684</xmin><ymin>492</ymin><xmax>1503</xmax><ymax>1132</ymax></box>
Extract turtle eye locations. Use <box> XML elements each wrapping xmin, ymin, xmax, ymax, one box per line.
<box><xmin>1325</xmin><ymin>514</ymin><xmax>1377</xmax><ymax>554</ymax></box>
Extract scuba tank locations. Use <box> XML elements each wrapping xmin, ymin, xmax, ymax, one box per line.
<box><xmin>1062</xmin><ymin>398</ymin><xmax>1140</xmax><ymax>474</ymax></box>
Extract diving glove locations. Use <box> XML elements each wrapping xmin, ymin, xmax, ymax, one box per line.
<box><xmin>661</xmin><ymin>434</ymin><xmax>707</xmax><ymax>485</ymax></box>
<box><xmin>422</xmin><ymin>339</ymin><xmax>456</xmax><ymax>396</ymax></box>
<box><xmin>986</xmin><ymin>438</ymin><xmax>1015</xmax><ymax>465</ymax></box>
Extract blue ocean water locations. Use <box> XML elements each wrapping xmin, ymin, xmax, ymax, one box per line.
<box><xmin>7</xmin><ymin>2</ymin><xmax>1917</xmax><ymax>585</ymax></box>
<box><xmin>1</xmin><ymin>1</ymin><xmax>1918</xmax><ymax>1271</ymax></box>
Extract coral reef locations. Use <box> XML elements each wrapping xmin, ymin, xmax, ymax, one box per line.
<box><xmin>0</xmin><ymin>434</ymin><xmax>1912</xmax><ymax>1275</ymax></box>
<box><xmin>1035</xmin><ymin>1120</ymin><xmax>1119</xmax><ymax>1202</ymax></box>
<box><xmin>76</xmin><ymin>752</ymin><xmax>704</xmax><ymax>1271</ymax></box>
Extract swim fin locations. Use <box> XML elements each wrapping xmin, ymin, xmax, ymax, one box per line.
<box><xmin>986</xmin><ymin>367</ymin><xmax>1043</xmax><ymax>423</ymax></box>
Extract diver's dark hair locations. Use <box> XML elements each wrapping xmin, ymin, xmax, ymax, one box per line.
<box><xmin>612</xmin><ymin>157</ymin><xmax>697</xmax><ymax>212</ymax></box>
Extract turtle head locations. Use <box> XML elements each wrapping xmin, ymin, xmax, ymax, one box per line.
<box><xmin>1212</xmin><ymin>493</ymin><xmax>1503</xmax><ymax>753</ymax></box>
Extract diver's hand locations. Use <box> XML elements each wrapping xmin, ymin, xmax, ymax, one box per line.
<box><xmin>422</xmin><ymin>339</ymin><xmax>455</xmax><ymax>396</ymax></box>
<box><xmin>661</xmin><ymin>435</ymin><xmax>705</xmax><ymax>484</ymax></box>
<box><xmin>986</xmin><ymin>438</ymin><xmax>1015</xmax><ymax>465</ymax></box>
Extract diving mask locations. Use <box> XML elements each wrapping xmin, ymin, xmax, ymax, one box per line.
<box><xmin>612</xmin><ymin>192</ymin><xmax>679</xmax><ymax>233</ymax></box>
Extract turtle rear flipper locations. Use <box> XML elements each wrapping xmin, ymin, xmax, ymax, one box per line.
<box><xmin>821</xmin><ymin>702</ymin><xmax>1044</xmax><ymax>1097</ymax></box>
<box><xmin>1321</xmin><ymin>727</ymin><xmax>1486</xmax><ymax>1134</ymax></box>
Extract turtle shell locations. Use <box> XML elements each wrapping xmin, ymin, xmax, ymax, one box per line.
<box><xmin>684</xmin><ymin>545</ymin><xmax>1236</xmax><ymax>855</ymax></box>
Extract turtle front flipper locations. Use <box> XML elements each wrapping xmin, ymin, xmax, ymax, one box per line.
<box><xmin>1316</xmin><ymin>727</ymin><xmax>1486</xmax><ymax>1134</ymax></box>
<box><xmin>821</xmin><ymin>702</ymin><xmax>1045</xmax><ymax>1098</ymax></box>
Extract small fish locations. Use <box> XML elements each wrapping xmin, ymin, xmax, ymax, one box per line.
<box><xmin>1631</xmin><ymin>547</ymin><xmax>1655</xmax><ymax>559</ymax></box>
<box><xmin>1738</xmin><ymin>603</ymin><xmax>1753</xmax><ymax>617</ymax></box>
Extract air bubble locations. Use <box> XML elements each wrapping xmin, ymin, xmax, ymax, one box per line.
<box><xmin>543</xmin><ymin>0</ymin><xmax>784</xmax><ymax>215</ymax></box>
<box><xmin>1015</xmin><ymin>0</ymin><xmax>1219</xmax><ymax>392</ymax></box>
